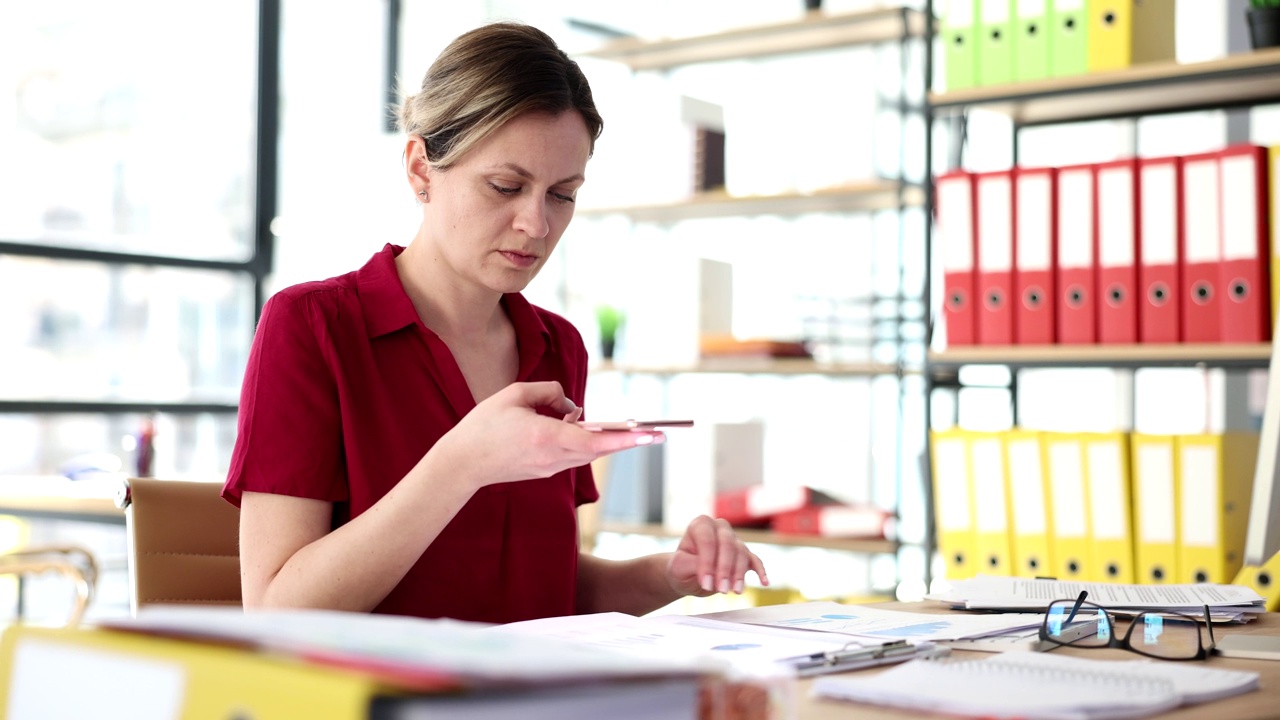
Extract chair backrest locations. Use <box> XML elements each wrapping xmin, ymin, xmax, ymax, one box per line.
<box><xmin>117</xmin><ymin>478</ymin><xmax>241</xmax><ymax>614</ymax></box>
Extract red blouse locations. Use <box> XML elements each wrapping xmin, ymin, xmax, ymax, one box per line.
<box><xmin>223</xmin><ymin>244</ymin><xmax>597</xmax><ymax>623</ymax></box>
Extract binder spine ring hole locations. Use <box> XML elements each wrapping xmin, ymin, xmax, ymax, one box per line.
<box><xmin>1230</xmin><ymin>280</ymin><xmax>1249</xmax><ymax>301</ymax></box>
<box><xmin>1067</xmin><ymin>287</ymin><xmax>1085</xmax><ymax>308</ymax></box>
<box><xmin>1192</xmin><ymin>282</ymin><xmax>1213</xmax><ymax>305</ymax></box>
<box><xmin>1024</xmin><ymin>288</ymin><xmax>1043</xmax><ymax>308</ymax></box>
<box><xmin>1149</xmin><ymin>283</ymin><xmax>1169</xmax><ymax>306</ymax></box>
<box><xmin>948</xmin><ymin>291</ymin><xmax>966</xmax><ymax>309</ymax></box>
<box><xmin>1065</xmin><ymin>18</ymin><xmax>1076</xmax><ymax>30</ymax></box>
<box><xmin>1152</xmin><ymin>567</ymin><xmax>1164</xmax><ymax>581</ymax></box>
<box><xmin>1103</xmin><ymin>11</ymin><xmax>1117</xmax><ymax>26</ymax></box>
<box><xmin>1106</xmin><ymin>285</ymin><xmax>1125</xmax><ymax>307</ymax></box>
<box><xmin>1259</xmin><ymin>572</ymin><xmax>1272</xmax><ymax>588</ymax></box>
<box><xmin>1027</xmin><ymin>23</ymin><xmax>1037</xmax><ymax>36</ymax></box>
<box><xmin>985</xmin><ymin>291</ymin><xmax>1003</xmax><ymax>309</ymax></box>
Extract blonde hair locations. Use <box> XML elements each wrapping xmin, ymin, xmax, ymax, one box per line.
<box><xmin>399</xmin><ymin>22</ymin><xmax>603</xmax><ymax>170</ymax></box>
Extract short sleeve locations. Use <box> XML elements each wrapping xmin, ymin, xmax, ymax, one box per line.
<box><xmin>222</xmin><ymin>290</ymin><xmax>349</xmax><ymax>507</ymax></box>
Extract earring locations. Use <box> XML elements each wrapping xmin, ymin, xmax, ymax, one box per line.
<box><xmin>417</xmin><ymin>190</ymin><xmax>427</xmax><ymax>200</ymax></box>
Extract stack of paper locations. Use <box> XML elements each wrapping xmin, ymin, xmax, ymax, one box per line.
<box><xmin>697</xmin><ymin>601</ymin><xmax>1049</xmax><ymax>643</ymax></box>
<box><xmin>490</xmin><ymin>611</ymin><xmax>948</xmax><ymax>677</ymax></box>
<box><xmin>928</xmin><ymin>575</ymin><xmax>1267</xmax><ymax>622</ymax></box>
<box><xmin>101</xmin><ymin>607</ymin><xmax>707</xmax><ymax>685</ymax></box>
<box><xmin>813</xmin><ymin>651</ymin><xmax>1260</xmax><ymax>720</ymax></box>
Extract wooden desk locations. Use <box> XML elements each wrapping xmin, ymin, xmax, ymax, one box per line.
<box><xmin>795</xmin><ymin>603</ymin><xmax>1280</xmax><ymax>720</ymax></box>
<box><xmin>0</xmin><ymin>476</ymin><xmax>123</xmax><ymax>525</ymax></box>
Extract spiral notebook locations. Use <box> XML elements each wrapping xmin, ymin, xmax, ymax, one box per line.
<box><xmin>812</xmin><ymin>652</ymin><xmax>1259</xmax><ymax>720</ymax></box>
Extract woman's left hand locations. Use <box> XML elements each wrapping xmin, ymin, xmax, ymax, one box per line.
<box><xmin>666</xmin><ymin>515</ymin><xmax>769</xmax><ymax>597</ymax></box>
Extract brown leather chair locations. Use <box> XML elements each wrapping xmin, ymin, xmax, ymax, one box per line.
<box><xmin>116</xmin><ymin>478</ymin><xmax>241</xmax><ymax>614</ymax></box>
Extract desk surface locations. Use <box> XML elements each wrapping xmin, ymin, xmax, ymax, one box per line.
<box><xmin>0</xmin><ymin>476</ymin><xmax>123</xmax><ymax>525</ymax></box>
<box><xmin>796</xmin><ymin>603</ymin><xmax>1280</xmax><ymax>720</ymax></box>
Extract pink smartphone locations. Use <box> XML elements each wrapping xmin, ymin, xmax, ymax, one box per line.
<box><xmin>578</xmin><ymin>419</ymin><xmax>694</xmax><ymax>432</ymax></box>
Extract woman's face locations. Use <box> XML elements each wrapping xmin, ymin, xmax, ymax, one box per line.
<box><xmin>419</xmin><ymin>111</ymin><xmax>591</xmax><ymax>295</ymax></box>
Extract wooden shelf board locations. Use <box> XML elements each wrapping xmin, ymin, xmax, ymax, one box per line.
<box><xmin>929</xmin><ymin>47</ymin><xmax>1280</xmax><ymax>124</ymax></box>
<box><xmin>577</xmin><ymin>182</ymin><xmax>924</xmax><ymax>222</ymax></box>
<box><xmin>582</xmin><ymin>8</ymin><xmax>926</xmax><ymax>70</ymax></box>
<box><xmin>595</xmin><ymin>358</ymin><xmax>901</xmax><ymax>376</ymax></box>
<box><xmin>598</xmin><ymin>522</ymin><xmax>898</xmax><ymax>553</ymax></box>
<box><xmin>928</xmin><ymin>343</ymin><xmax>1273</xmax><ymax>370</ymax></box>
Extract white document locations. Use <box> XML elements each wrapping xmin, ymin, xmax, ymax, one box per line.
<box><xmin>697</xmin><ymin>601</ymin><xmax>1044</xmax><ymax>642</ymax></box>
<box><xmin>927</xmin><ymin>575</ymin><xmax>1266</xmax><ymax>611</ymax></box>
<box><xmin>104</xmin><ymin>606</ymin><xmax>703</xmax><ymax>685</ymax></box>
<box><xmin>813</xmin><ymin>651</ymin><xmax>1259</xmax><ymax>720</ymax></box>
<box><xmin>490</xmin><ymin>611</ymin><xmax>851</xmax><ymax>669</ymax></box>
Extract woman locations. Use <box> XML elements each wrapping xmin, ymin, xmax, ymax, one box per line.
<box><xmin>223</xmin><ymin>22</ymin><xmax>767</xmax><ymax>623</ymax></box>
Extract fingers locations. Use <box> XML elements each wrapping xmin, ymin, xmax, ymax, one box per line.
<box><xmin>587</xmin><ymin>430</ymin><xmax>665</xmax><ymax>456</ymax></box>
<box><xmin>713</xmin><ymin>519</ymin><xmax>738</xmax><ymax>594</ymax></box>
<box><xmin>510</xmin><ymin>381</ymin><xmax>575</xmax><ymax>415</ymax></box>
<box><xmin>682</xmin><ymin>516</ymin><xmax>768</xmax><ymax>596</ymax></box>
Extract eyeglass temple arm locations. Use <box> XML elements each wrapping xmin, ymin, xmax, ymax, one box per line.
<box><xmin>1064</xmin><ymin>590</ymin><xmax>1090</xmax><ymax>624</ymax></box>
<box><xmin>1203</xmin><ymin>604</ymin><xmax>1215</xmax><ymax>647</ymax></box>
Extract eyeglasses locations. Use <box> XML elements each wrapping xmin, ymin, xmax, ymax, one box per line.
<box><xmin>1039</xmin><ymin>591</ymin><xmax>1216</xmax><ymax>661</ymax></box>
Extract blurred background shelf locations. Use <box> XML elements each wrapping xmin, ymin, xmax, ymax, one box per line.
<box><xmin>577</xmin><ymin>182</ymin><xmax>925</xmax><ymax>222</ymax></box>
<box><xmin>929</xmin><ymin>47</ymin><xmax>1280</xmax><ymax>124</ymax></box>
<box><xmin>582</xmin><ymin>6</ymin><xmax>927</xmax><ymax>70</ymax></box>
<box><xmin>598</xmin><ymin>522</ymin><xmax>898</xmax><ymax>554</ymax></box>
<box><xmin>927</xmin><ymin>344</ymin><xmax>1273</xmax><ymax>374</ymax></box>
<box><xmin>595</xmin><ymin>358</ymin><xmax>905</xmax><ymax>377</ymax></box>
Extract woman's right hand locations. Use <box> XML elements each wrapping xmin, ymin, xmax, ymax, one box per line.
<box><xmin>434</xmin><ymin>381</ymin><xmax>662</xmax><ymax>490</ymax></box>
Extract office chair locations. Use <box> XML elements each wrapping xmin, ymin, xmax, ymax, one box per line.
<box><xmin>0</xmin><ymin>544</ymin><xmax>99</xmax><ymax>626</ymax></box>
<box><xmin>116</xmin><ymin>477</ymin><xmax>241</xmax><ymax>614</ymax></box>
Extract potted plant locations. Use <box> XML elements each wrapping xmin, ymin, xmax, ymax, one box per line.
<box><xmin>595</xmin><ymin>304</ymin><xmax>624</xmax><ymax>360</ymax></box>
<box><xmin>1248</xmin><ymin>0</ymin><xmax>1280</xmax><ymax>49</ymax></box>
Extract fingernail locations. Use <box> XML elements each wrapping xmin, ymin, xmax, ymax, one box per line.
<box><xmin>701</xmin><ymin>575</ymin><xmax>713</xmax><ymax>592</ymax></box>
<box><xmin>734</xmin><ymin>580</ymin><xmax>744</xmax><ymax>594</ymax></box>
<box><xmin>634</xmin><ymin>435</ymin><xmax>653</xmax><ymax>446</ymax></box>
<box><xmin>652</xmin><ymin>433</ymin><xmax>666</xmax><ymax>444</ymax></box>
<box><xmin>718</xmin><ymin>578</ymin><xmax>730</xmax><ymax>594</ymax></box>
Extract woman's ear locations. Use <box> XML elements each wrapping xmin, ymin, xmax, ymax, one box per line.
<box><xmin>405</xmin><ymin>136</ymin><xmax>431</xmax><ymax>198</ymax></box>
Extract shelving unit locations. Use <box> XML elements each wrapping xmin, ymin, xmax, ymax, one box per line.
<box><xmin>579</xmin><ymin>7</ymin><xmax>928</xmax><ymax>587</ymax></box>
<box><xmin>921</xmin><ymin>25</ymin><xmax>1280</xmax><ymax>584</ymax></box>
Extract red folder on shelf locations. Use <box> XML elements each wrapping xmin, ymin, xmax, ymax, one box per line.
<box><xmin>1137</xmin><ymin>156</ymin><xmax>1183</xmax><ymax>343</ymax></box>
<box><xmin>976</xmin><ymin>170</ymin><xmax>1016</xmax><ymax>345</ymax></box>
<box><xmin>1094</xmin><ymin>159</ymin><xmax>1140</xmax><ymax>344</ymax></box>
<box><xmin>1181</xmin><ymin>151</ymin><xmax>1222</xmax><ymax>343</ymax></box>
<box><xmin>714</xmin><ymin>485</ymin><xmax>839</xmax><ymax>527</ymax></box>
<box><xmin>1056</xmin><ymin>163</ymin><xmax>1097</xmax><ymax>344</ymax></box>
<box><xmin>771</xmin><ymin>504</ymin><xmax>894</xmax><ymax>539</ymax></box>
<box><xmin>1014</xmin><ymin>166</ymin><xmax>1057</xmax><ymax>345</ymax></box>
<box><xmin>1218</xmin><ymin>144</ymin><xmax>1272</xmax><ymax>343</ymax></box>
<box><xmin>937</xmin><ymin>171</ymin><xmax>979</xmax><ymax>346</ymax></box>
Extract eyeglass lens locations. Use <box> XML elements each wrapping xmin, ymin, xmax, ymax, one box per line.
<box><xmin>1130</xmin><ymin>613</ymin><xmax>1203</xmax><ymax>659</ymax></box>
<box><xmin>1045</xmin><ymin>600</ymin><xmax>1111</xmax><ymax>647</ymax></box>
